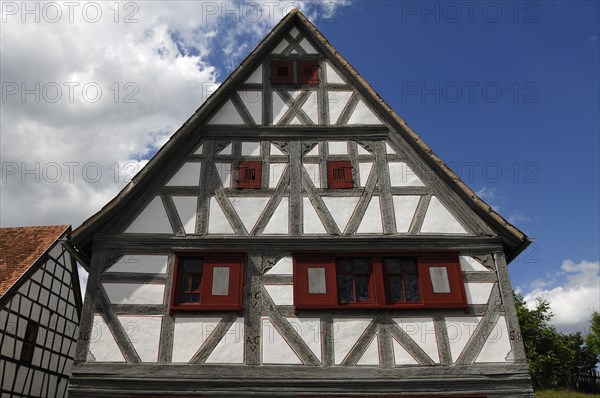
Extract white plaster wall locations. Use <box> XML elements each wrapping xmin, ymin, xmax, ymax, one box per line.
<box><xmin>117</xmin><ymin>316</ymin><xmax>162</xmax><ymax>362</ymax></box>
<box><xmin>392</xmin><ymin>195</ymin><xmax>421</xmax><ymax>233</ymax></box>
<box><xmin>290</xmin><ymin>116</ymin><xmax>302</xmax><ymax>125</ymax></box>
<box><xmin>359</xmin><ymin>162</ymin><xmax>373</xmax><ymax>187</ymax></box>
<box><xmin>239</xmin><ymin>92</ymin><xmax>262</xmax><ymax>124</ymax></box>
<box><xmin>328</xmin><ymin>141</ymin><xmax>348</xmax><ymax>155</ymax></box>
<box><xmin>285</xmin><ymin>317</ymin><xmax>321</xmax><ymax>360</ymax></box>
<box><xmin>459</xmin><ymin>255</ymin><xmax>491</xmax><ymax>272</ymax></box>
<box><xmin>245</xmin><ymin>65</ymin><xmax>262</xmax><ymax>83</ymax></box>
<box><xmin>270</xmin><ymin>144</ymin><xmax>285</xmax><ymax>156</ymax></box>
<box><xmin>420</xmin><ymin>196</ymin><xmax>468</xmax><ymax>234</ymax></box>
<box><xmin>194</xmin><ymin>144</ymin><xmax>204</xmax><ymax>155</ymax></box>
<box><xmin>325</xmin><ymin>62</ymin><xmax>345</xmax><ymax>84</ymax></box>
<box><xmin>322</xmin><ymin>197</ymin><xmax>360</xmax><ymax>232</ymax></box>
<box><xmin>271</xmin><ymin>38</ymin><xmax>289</xmax><ymax>54</ymax></box>
<box><xmin>125</xmin><ymin>197</ymin><xmax>173</xmax><ymax>234</ymax></box>
<box><xmin>215</xmin><ymin>162</ymin><xmax>232</xmax><ymax>188</ymax></box>
<box><xmin>172</xmin><ymin>317</ymin><xmax>221</xmax><ymax>363</ymax></box>
<box><xmin>217</xmin><ymin>143</ymin><xmax>232</xmax><ymax>155</ymax></box>
<box><xmin>464</xmin><ymin>283</ymin><xmax>494</xmax><ymax>305</ymax></box>
<box><xmin>241</xmin><ymin>141</ymin><xmax>261</xmax><ymax>156</ymax></box>
<box><xmin>303</xmin><ymin>163</ymin><xmax>320</xmax><ymax>187</ymax></box>
<box><xmin>108</xmin><ymin>255</ymin><xmax>169</xmax><ymax>274</ymax></box>
<box><xmin>476</xmin><ymin>316</ymin><xmax>514</xmax><ymax>362</ymax></box>
<box><xmin>388</xmin><ymin>162</ymin><xmax>425</xmax><ymax>187</ymax></box>
<box><xmin>263</xmin><ymin>197</ymin><xmax>289</xmax><ymax>234</ymax></box>
<box><xmin>173</xmin><ymin>196</ymin><xmax>198</xmax><ymax>234</ymax></box>
<box><xmin>299</xmin><ymin>38</ymin><xmax>317</xmax><ymax>53</ymax></box>
<box><xmin>266</xmin><ymin>257</ymin><xmax>293</xmax><ymax>275</ymax></box>
<box><xmin>261</xmin><ymin>318</ymin><xmax>302</xmax><ymax>364</ymax></box>
<box><xmin>207</xmin><ymin>100</ymin><xmax>244</xmax><ymax>125</ymax></box>
<box><xmin>356</xmin><ymin>196</ymin><xmax>383</xmax><ymax>234</ymax></box>
<box><xmin>230</xmin><ymin>197</ymin><xmax>270</xmax><ymax>232</ymax></box>
<box><xmin>165</xmin><ymin>163</ymin><xmax>201</xmax><ymax>186</ymax></box>
<box><xmin>356</xmin><ymin>334</ymin><xmax>380</xmax><ymax>366</ymax></box>
<box><xmin>269</xmin><ymin>163</ymin><xmax>287</xmax><ymax>188</ymax></box>
<box><xmin>205</xmin><ymin>317</ymin><xmax>244</xmax><ymax>364</ymax></box>
<box><xmin>303</xmin><ymin>197</ymin><xmax>327</xmax><ymax>234</ymax></box>
<box><xmin>264</xmin><ymin>285</ymin><xmax>294</xmax><ymax>306</ymax></box>
<box><xmin>88</xmin><ymin>315</ymin><xmax>125</xmax><ymax>362</ymax></box>
<box><xmin>208</xmin><ymin>197</ymin><xmax>235</xmax><ymax>234</ymax></box>
<box><xmin>392</xmin><ymin>338</ymin><xmax>418</xmax><ymax>365</ymax></box>
<box><xmin>445</xmin><ymin>316</ymin><xmax>481</xmax><ymax>363</ymax></box>
<box><xmin>301</xmin><ymin>91</ymin><xmax>318</xmax><ymax>124</ymax></box>
<box><xmin>347</xmin><ymin>100</ymin><xmax>382</xmax><ymax>125</ymax></box>
<box><xmin>332</xmin><ymin>318</ymin><xmax>372</xmax><ymax>365</ymax></box>
<box><xmin>272</xmin><ymin>92</ymin><xmax>289</xmax><ymax>124</ymax></box>
<box><xmin>386</xmin><ymin>142</ymin><xmax>397</xmax><ymax>154</ymax></box>
<box><xmin>328</xmin><ymin>91</ymin><xmax>353</xmax><ymax>124</ymax></box>
<box><xmin>357</xmin><ymin>143</ymin><xmax>370</xmax><ymax>155</ymax></box>
<box><xmin>103</xmin><ymin>283</ymin><xmax>165</xmax><ymax>305</ymax></box>
<box><xmin>394</xmin><ymin>317</ymin><xmax>439</xmax><ymax>363</ymax></box>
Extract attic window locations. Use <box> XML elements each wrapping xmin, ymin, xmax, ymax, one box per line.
<box><xmin>270</xmin><ymin>60</ymin><xmax>319</xmax><ymax>85</ymax></box>
<box><xmin>327</xmin><ymin>161</ymin><xmax>353</xmax><ymax>189</ymax></box>
<box><xmin>20</xmin><ymin>320</ymin><xmax>39</xmax><ymax>365</ymax></box>
<box><xmin>237</xmin><ymin>161</ymin><xmax>262</xmax><ymax>189</ymax></box>
<box><xmin>297</xmin><ymin>60</ymin><xmax>319</xmax><ymax>85</ymax></box>
<box><xmin>270</xmin><ymin>60</ymin><xmax>293</xmax><ymax>84</ymax></box>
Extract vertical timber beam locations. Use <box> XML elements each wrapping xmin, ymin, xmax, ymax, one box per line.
<box><xmin>289</xmin><ymin>141</ymin><xmax>303</xmax><ymax>235</ymax></box>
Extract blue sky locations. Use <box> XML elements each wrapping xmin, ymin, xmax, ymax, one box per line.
<box><xmin>1</xmin><ymin>0</ymin><xmax>598</xmax><ymax>332</ymax></box>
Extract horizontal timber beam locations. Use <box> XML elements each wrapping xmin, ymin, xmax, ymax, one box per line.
<box><xmin>198</xmin><ymin>126</ymin><xmax>390</xmax><ymax>140</ymax></box>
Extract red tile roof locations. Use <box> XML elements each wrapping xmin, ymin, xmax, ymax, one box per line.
<box><xmin>0</xmin><ymin>225</ymin><xmax>69</xmax><ymax>297</ymax></box>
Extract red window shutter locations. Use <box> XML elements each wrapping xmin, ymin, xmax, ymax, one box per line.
<box><xmin>270</xmin><ymin>60</ymin><xmax>293</xmax><ymax>84</ymax></box>
<box><xmin>297</xmin><ymin>60</ymin><xmax>319</xmax><ymax>85</ymax></box>
<box><xmin>237</xmin><ymin>161</ymin><xmax>262</xmax><ymax>189</ymax></box>
<box><xmin>199</xmin><ymin>254</ymin><xmax>244</xmax><ymax>310</ymax></box>
<box><xmin>327</xmin><ymin>161</ymin><xmax>353</xmax><ymax>189</ymax></box>
<box><xmin>294</xmin><ymin>256</ymin><xmax>338</xmax><ymax>309</ymax></box>
<box><xmin>418</xmin><ymin>253</ymin><xmax>466</xmax><ymax>308</ymax></box>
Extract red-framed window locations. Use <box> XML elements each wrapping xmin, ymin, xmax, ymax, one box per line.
<box><xmin>237</xmin><ymin>161</ymin><xmax>262</xmax><ymax>189</ymax></box>
<box><xmin>170</xmin><ymin>253</ymin><xmax>244</xmax><ymax>312</ymax></box>
<box><xmin>327</xmin><ymin>161</ymin><xmax>353</xmax><ymax>189</ymax></box>
<box><xmin>270</xmin><ymin>60</ymin><xmax>320</xmax><ymax>85</ymax></box>
<box><xmin>294</xmin><ymin>252</ymin><xmax>466</xmax><ymax>310</ymax></box>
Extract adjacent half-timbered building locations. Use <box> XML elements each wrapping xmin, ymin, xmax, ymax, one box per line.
<box><xmin>0</xmin><ymin>225</ymin><xmax>82</xmax><ymax>398</ymax></box>
<box><xmin>68</xmin><ymin>10</ymin><xmax>534</xmax><ymax>397</ymax></box>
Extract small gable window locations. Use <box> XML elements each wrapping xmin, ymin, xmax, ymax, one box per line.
<box><xmin>297</xmin><ymin>60</ymin><xmax>319</xmax><ymax>85</ymax></box>
<box><xmin>270</xmin><ymin>60</ymin><xmax>319</xmax><ymax>85</ymax></box>
<box><xmin>237</xmin><ymin>161</ymin><xmax>262</xmax><ymax>189</ymax></box>
<box><xmin>327</xmin><ymin>160</ymin><xmax>353</xmax><ymax>189</ymax></box>
<box><xmin>270</xmin><ymin>60</ymin><xmax>293</xmax><ymax>84</ymax></box>
<box><xmin>20</xmin><ymin>320</ymin><xmax>39</xmax><ymax>365</ymax></box>
<box><xmin>171</xmin><ymin>253</ymin><xmax>244</xmax><ymax>312</ymax></box>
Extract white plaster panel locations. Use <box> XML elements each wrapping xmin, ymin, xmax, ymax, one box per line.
<box><xmin>392</xmin><ymin>338</ymin><xmax>418</xmax><ymax>365</ymax></box>
<box><xmin>328</xmin><ymin>91</ymin><xmax>353</xmax><ymax>124</ymax></box>
<box><xmin>299</xmin><ymin>38</ymin><xmax>317</xmax><ymax>54</ymax></box>
<box><xmin>394</xmin><ymin>317</ymin><xmax>439</xmax><ymax>363</ymax></box>
<box><xmin>305</xmin><ymin>145</ymin><xmax>319</xmax><ymax>156</ymax></box>
<box><xmin>464</xmin><ymin>283</ymin><xmax>494</xmax><ymax>305</ymax></box>
<box><xmin>194</xmin><ymin>144</ymin><xmax>204</xmax><ymax>155</ymax></box>
<box><xmin>325</xmin><ymin>62</ymin><xmax>345</xmax><ymax>84</ymax></box>
<box><xmin>270</xmin><ymin>144</ymin><xmax>285</xmax><ymax>156</ymax></box>
<box><xmin>392</xmin><ymin>195</ymin><xmax>421</xmax><ymax>233</ymax></box>
<box><xmin>359</xmin><ymin>162</ymin><xmax>373</xmax><ymax>187</ymax></box>
<box><xmin>272</xmin><ymin>92</ymin><xmax>289</xmax><ymax>124</ymax></box>
<box><xmin>103</xmin><ymin>283</ymin><xmax>165</xmax><ymax>305</ymax></box>
<box><xmin>172</xmin><ymin>317</ymin><xmax>221</xmax><ymax>363</ymax></box>
<box><xmin>108</xmin><ymin>255</ymin><xmax>169</xmax><ymax>274</ymax></box>
<box><xmin>290</xmin><ymin>49</ymin><xmax>298</xmax><ymax>55</ymax></box>
<box><xmin>245</xmin><ymin>65</ymin><xmax>262</xmax><ymax>83</ymax></box>
<box><xmin>117</xmin><ymin>316</ymin><xmax>162</xmax><ymax>362</ymax></box>
<box><xmin>476</xmin><ymin>316</ymin><xmax>514</xmax><ymax>362</ymax></box>
<box><xmin>289</xmin><ymin>26</ymin><xmax>300</xmax><ymax>38</ymax></box>
<box><xmin>173</xmin><ymin>196</ymin><xmax>198</xmax><ymax>234</ymax></box>
<box><xmin>356</xmin><ymin>196</ymin><xmax>383</xmax><ymax>234</ymax></box>
<box><xmin>386</xmin><ymin>142</ymin><xmax>397</xmax><ymax>154</ymax></box>
<box><xmin>356</xmin><ymin>334</ymin><xmax>380</xmax><ymax>366</ymax></box>
<box><xmin>303</xmin><ymin>197</ymin><xmax>327</xmax><ymax>234</ymax></box>
<box><xmin>266</xmin><ymin>257</ymin><xmax>293</xmax><ymax>275</ymax></box>
<box><xmin>241</xmin><ymin>141</ymin><xmax>261</xmax><ymax>156</ymax></box>
<box><xmin>420</xmin><ymin>196</ymin><xmax>468</xmax><ymax>234</ymax></box>
<box><xmin>303</xmin><ymin>163</ymin><xmax>320</xmax><ymax>188</ymax></box>
<box><xmin>230</xmin><ymin>197</ymin><xmax>270</xmax><ymax>232</ymax></box>
<box><xmin>357</xmin><ymin>143</ymin><xmax>371</xmax><ymax>155</ymax></box>
<box><xmin>271</xmin><ymin>38</ymin><xmax>289</xmax><ymax>54</ymax></box>
<box><xmin>215</xmin><ymin>162</ymin><xmax>232</xmax><ymax>188</ymax></box>
<box><xmin>261</xmin><ymin>318</ymin><xmax>302</xmax><ymax>364</ymax></box>
<box><xmin>217</xmin><ymin>143</ymin><xmax>232</xmax><ymax>155</ymax></box>
<box><xmin>322</xmin><ymin>197</ymin><xmax>360</xmax><ymax>232</ymax></box>
<box><xmin>286</xmin><ymin>317</ymin><xmax>321</xmax><ymax>361</ymax></box>
<box><xmin>269</xmin><ymin>163</ymin><xmax>287</xmax><ymax>188</ymax></box>
<box><xmin>49</xmin><ymin>244</ymin><xmax>63</xmax><ymax>260</ymax></box>
<box><xmin>288</xmin><ymin>90</ymin><xmax>301</xmax><ymax>100</ymax></box>
<box><xmin>445</xmin><ymin>316</ymin><xmax>481</xmax><ymax>363</ymax></box>
<box><xmin>332</xmin><ymin>318</ymin><xmax>372</xmax><ymax>365</ymax></box>
<box><xmin>290</xmin><ymin>116</ymin><xmax>302</xmax><ymax>125</ymax></box>
<box><xmin>125</xmin><ymin>197</ymin><xmax>173</xmax><ymax>234</ymax></box>
<box><xmin>460</xmin><ymin>256</ymin><xmax>491</xmax><ymax>272</ymax></box>
<box><xmin>207</xmin><ymin>99</ymin><xmax>244</xmax><ymax>125</ymax></box>
<box><xmin>205</xmin><ymin>317</ymin><xmax>244</xmax><ymax>364</ymax></box>
<box><xmin>263</xmin><ymin>197</ymin><xmax>289</xmax><ymax>234</ymax></box>
<box><xmin>88</xmin><ymin>315</ymin><xmax>125</xmax><ymax>362</ymax></box>
<box><xmin>239</xmin><ymin>91</ymin><xmax>263</xmax><ymax>124</ymax></box>
<box><xmin>165</xmin><ymin>163</ymin><xmax>201</xmax><ymax>186</ymax></box>
<box><xmin>347</xmin><ymin>99</ymin><xmax>382</xmax><ymax>125</ymax></box>
<box><xmin>208</xmin><ymin>197</ymin><xmax>235</xmax><ymax>234</ymax></box>
<box><xmin>264</xmin><ymin>285</ymin><xmax>294</xmax><ymax>306</ymax></box>
<box><xmin>301</xmin><ymin>91</ymin><xmax>318</xmax><ymax>124</ymax></box>
<box><xmin>388</xmin><ymin>162</ymin><xmax>425</xmax><ymax>187</ymax></box>
<box><xmin>328</xmin><ymin>141</ymin><xmax>348</xmax><ymax>155</ymax></box>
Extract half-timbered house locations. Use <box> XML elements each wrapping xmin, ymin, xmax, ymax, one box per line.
<box><xmin>0</xmin><ymin>225</ymin><xmax>82</xmax><ymax>397</ymax></box>
<box><xmin>67</xmin><ymin>10</ymin><xmax>534</xmax><ymax>397</ymax></box>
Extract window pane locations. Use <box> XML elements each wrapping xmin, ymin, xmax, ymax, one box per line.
<box><xmin>401</xmin><ymin>258</ymin><xmax>417</xmax><ymax>273</ymax></box>
<box><xmin>181</xmin><ymin>275</ymin><xmax>191</xmax><ymax>291</ymax></box>
<box><xmin>337</xmin><ymin>275</ymin><xmax>354</xmax><ymax>303</ymax></box>
<box><xmin>308</xmin><ymin>267</ymin><xmax>327</xmax><ymax>294</ymax></box>
<box><xmin>191</xmin><ymin>274</ymin><xmax>201</xmax><ymax>292</ymax></box>
<box><xmin>338</xmin><ymin>260</ymin><xmax>352</xmax><ymax>273</ymax></box>
<box><xmin>388</xmin><ymin>276</ymin><xmax>404</xmax><ymax>303</ymax></box>
<box><xmin>355</xmin><ymin>276</ymin><xmax>370</xmax><ymax>302</ymax></box>
<box><xmin>353</xmin><ymin>259</ymin><xmax>369</xmax><ymax>274</ymax></box>
<box><xmin>429</xmin><ymin>267</ymin><xmax>451</xmax><ymax>293</ymax></box>
<box><xmin>182</xmin><ymin>258</ymin><xmax>203</xmax><ymax>273</ymax></box>
<box><xmin>179</xmin><ymin>293</ymin><xmax>200</xmax><ymax>303</ymax></box>
<box><xmin>212</xmin><ymin>267</ymin><xmax>230</xmax><ymax>296</ymax></box>
<box><xmin>385</xmin><ymin>258</ymin><xmax>402</xmax><ymax>273</ymax></box>
<box><xmin>404</xmin><ymin>274</ymin><xmax>421</xmax><ymax>302</ymax></box>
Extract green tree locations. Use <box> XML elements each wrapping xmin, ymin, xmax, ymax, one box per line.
<box><xmin>584</xmin><ymin>311</ymin><xmax>600</xmax><ymax>363</ymax></box>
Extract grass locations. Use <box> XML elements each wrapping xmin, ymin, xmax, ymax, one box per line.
<box><xmin>536</xmin><ymin>390</ymin><xmax>598</xmax><ymax>397</ymax></box>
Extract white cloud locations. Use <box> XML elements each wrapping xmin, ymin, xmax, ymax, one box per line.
<box><xmin>0</xmin><ymin>1</ymin><xmax>350</xmax><ymax>228</ymax></box>
<box><xmin>521</xmin><ymin>260</ymin><xmax>600</xmax><ymax>333</ymax></box>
